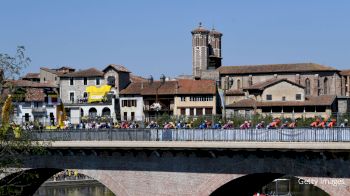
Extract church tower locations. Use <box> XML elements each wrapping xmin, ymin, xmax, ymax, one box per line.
<box><xmin>191</xmin><ymin>22</ymin><xmax>210</xmax><ymax>79</ymax></box>
<box><xmin>208</xmin><ymin>28</ymin><xmax>223</xmax><ymax>69</ymax></box>
<box><xmin>191</xmin><ymin>23</ymin><xmax>222</xmax><ymax>79</ymax></box>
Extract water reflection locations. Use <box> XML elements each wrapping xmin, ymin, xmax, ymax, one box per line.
<box><xmin>259</xmin><ymin>176</ymin><xmax>329</xmax><ymax>196</ymax></box>
<box><xmin>33</xmin><ymin>170</ymin><xmax>115</xmax><ymax>196</ymax></box>
<box><xmin>34</xmin><ymin>180</ymin><xmax>115</xmax><ymax>196</ymax></box>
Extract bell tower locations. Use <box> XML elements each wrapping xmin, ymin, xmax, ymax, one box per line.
<box><xmin>208</xmin><ymin>28</ymin><xmax>223</xmax><ymax>69</ymax></box>
<box><xmin>191</xmin><ymin>22</ymin><xmax>209</xmax><ymax>79</ymax></box>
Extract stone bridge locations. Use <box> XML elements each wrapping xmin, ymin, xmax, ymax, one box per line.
<box><xmin>1</xmin><ymin>140</ymin><xmax>350</xmax><ymax>196</ymax></box>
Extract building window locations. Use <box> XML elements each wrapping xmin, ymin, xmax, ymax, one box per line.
<box><xmin>229</xmin><ymin>78</ymin><xmax>234</xmax><ymax>88</ymax></box>
<box><xmin>107</xmin><ymin>76</ymin><xmax>115</xmax><ymax>86</ymax></box>
<box><xmin>189</xmin><ymin>96</ymin><xmax>213</xmax><ymax>101</ymax></box>
<box><xmin>69</xmin><ymin>92</ymin><xmax>75</xmax><ymax>102</ymax></box>
<box><xmin>96</xmin><ymin>78</ymin><xmax>100</xmax><ymax>85</ymax></box>
<box><xmin>205</xmin><ymin>108</ymin><xmax>212</xmax><ymax>115</ymax></box>
<box><xmin>196</xmin><ymin>108</ymin><xmax>203</xmax><ymax>116</ymax></box>
<box><xmin>190</xmin><ymin>108</ymin><xmax>194</xmax><ymax>116</ymax></box>
<box><xmin>84</xmin><ymin>77</ymin><xmax>88</xmax><ymax>85</ymax></box>
<box><xmin>131</xmin><ymin>112</ymin><xmax>135</xmax><ymax>121</ymax></box>
<box><xmin>180</xmin><ymin>97</ymin><xmax>186</xmax><ymax>102</ymax></box>
<box><xmin>55</xmin><ymin>77</ymin><xmax>57</xmax><ymax>81</ymax></box>
<box><xmin>237</xmin><ymin>79</ymin><xmax>241</xmax><ymax>89</ymax></box>
<box><xmin>122</xmin><ymin>100</ymin><xmax>137</xmax><ymax>107</ymax></box>
<box><xmin>123</xmin><ymin>112</ymin><xmax>127</xmax><ymax>121</ymax></box>
<box><xmin>305</xmin><ymin>78</ymin><xmax>310</xmax><ymax>95</ymax></box>
<box><xmin>70</xmin><ymin>78</ymin><xmax>74</xmax><ymax>85</ymax></box>
<box><xmin>282</xmin><ymin>96</ymin><xmax>286</xmax><ymax>101</ymax></box>
<box><xmin>83</xmin><ymin>92</ymin><xmax>88</xmax><ymax>98</ymax></box>
<box><xmin>44</xmin><ymin>77</ymin><xmax>46</xmax><ymax>81</ymax></box>
<box><xmin>266</xmin><ymin>94</ymin><xmax>272</xmax><ymax>101</ymax></box>
<box><xmin>296</xmin><ymin>94</ymin><xmax>302</xmax><ymax>100</ymax></box>
<box><xmin>122</xmin><ymin>100</ymin><xmax>128</xmax><ymax>107</ymax></box>
<box><xmin>102</xmin><ymin>107</ymin><xmax>111</xmax><ymax>116</ymax></box>
<box><xmin>324</xmin><ymin>78</ymin><xmax>328</xmax><ymax>95</ymax></box>
<box><xmin>24</xmin><ymin>113</ymin><xmax>30</xmax><ymax>122</ymax></box>
<box><xmin>180</xmin><ymin>108</ymin><xmax>186</xmax><ymax>115</ymax></box>
<box><xmin>88</xmin><ymin>107</ymin><xmax>97</xmax><ymax>117</ymax></box>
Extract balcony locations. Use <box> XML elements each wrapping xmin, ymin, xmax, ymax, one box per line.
<box><xmin>144</xmin><ymin>104</ymin><xmax>172</xmax><ymax>111</ymax></box>
<box><xmin>64</xmin><ymin>98</ymin><xmax>112</xmax><ymax>106</ymax></box>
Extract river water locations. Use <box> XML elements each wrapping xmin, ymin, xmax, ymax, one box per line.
<box><xmin>34</xmin><ymin>180</ymin><xmax>115</xmax><ymax>196</ymax></box>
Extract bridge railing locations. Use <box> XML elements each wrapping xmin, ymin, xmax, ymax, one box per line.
<box><xmin>27</xmin><ymin>128</ymin><xmax>350</xmax><ymax>142</ymax></box>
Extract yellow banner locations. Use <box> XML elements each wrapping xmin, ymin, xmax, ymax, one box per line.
<box><xmin>86</xmin><ymin>85</ymin><xmax>111</xmax><ymax>103</ymax></box>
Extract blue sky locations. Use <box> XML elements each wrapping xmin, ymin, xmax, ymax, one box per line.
<box><xmin>1</xmin><ymin>1</ymin><xmax>350</xmax><ymax>78</ymax></box>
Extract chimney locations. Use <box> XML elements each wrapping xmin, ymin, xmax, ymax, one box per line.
<box><xmin>148</xmin><ymin>75</ymin><xmax>153</xmax><ymax>84</ymax></box>
<box><xmin>141</xmin><ymin>82</ymin><xmax>144</xmax><ymax>89</ymax></box>
<box><xmin>160</xmin><ymin>74</ymin><xmax>166</xmax><ymax>84</ymax></box>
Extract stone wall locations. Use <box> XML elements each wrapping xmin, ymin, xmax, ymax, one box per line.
<box><xmin>261</xmin><ymin>81</ymin><xmax>305</xmax><ymax>101</ymax></box>
<box><xmin>60</xmin><ymin>77</ymin><xmax>106</xmax><ymax>103</ymax></box>
<box><xmin>40</xmin><ymin>69</ymin><xmax>58</xmax><ymax>85</ymax></box>
<box><xmin>220</xmin><ymin>72</ymin><xmax>343</xmax><ymax>97</ymax></box>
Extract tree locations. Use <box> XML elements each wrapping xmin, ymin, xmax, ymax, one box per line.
<box><xmin>0</xmin><ymin>46</ymin><xmax>43</xmax><ymax>195</ymax></box>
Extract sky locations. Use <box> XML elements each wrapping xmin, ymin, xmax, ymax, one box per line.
<box><xmin>1</xmin><ymin>1</ymin><xmax>350</xmax><ymax>79</ymax></box>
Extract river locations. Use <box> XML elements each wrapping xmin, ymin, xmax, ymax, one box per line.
<box><xmin>34</xmin><ymin>180</ymin><xmax>115</xmax><ymax>196</ymax></box>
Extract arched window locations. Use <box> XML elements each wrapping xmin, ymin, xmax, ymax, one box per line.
<box><xmin>107</xmin><ymin>76</ymin><xmax>115</xmax><ymax>86</ymax></box>
<box><xmin>324</xmin><ymin>78</ymin><xmax>328</xmax><ymax>95</ymax></box>
<box><xmin>305</xmin><ymin>78</ymin><xmax>310</xmax><ymax>95</ymax></box>
<box><xmin>88</xmin><ymin>108</ymin><xmax>97</xmax><ymax>117</ymax></box>
<box><xmin>229</xmin><ymin>78</ymin><xmax>234</xmax><ymax>89</ymax></box>
<box><xmin>102</xmin><ymin>107</ymin><xmax>111</xmax><ymax>117</ymax></box>
<box><xmin>237</xmin><ymin>79</ymin><xmax>241</xmax><ymax>89</ymax></box>
<box><xmin>80</xmin><ymin>108</ymin><xmax>84</xmax><ymax>117</ymax></box>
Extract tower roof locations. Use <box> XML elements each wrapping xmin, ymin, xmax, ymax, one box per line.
<box><xmin>191</xmin><ymin>22</ymin><xmax>209</xmax><ymax>34</ymax></box>
<box><xmin>209</xmin><ymin>28</ymin><xmax>223</xmax><ymax>36</ymax></box>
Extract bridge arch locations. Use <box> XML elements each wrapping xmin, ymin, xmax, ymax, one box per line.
<box><xmin>195</xmin><ymin>158</ymin><xmax>350</xmax><ymax>196</ymax></box>
<box><xmin>208</xmin><ymin>173</ymin><xmax>329</xmax><ymax>196</ymax></box>
<box><xmin>0</xmin><ymin>168</ymin><xmax>128</xmax><ymax>196</ymax></box>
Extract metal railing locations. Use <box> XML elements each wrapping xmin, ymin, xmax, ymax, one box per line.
<box><xmin>28</xmin><ymin>128</ymin><xmax>350</xmax><ymax>142</ymax></box>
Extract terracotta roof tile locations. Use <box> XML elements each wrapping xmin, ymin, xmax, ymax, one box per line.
<box><xmin>244</xmin><ymin>78</ymin><xmax>304</xmax><ymax>90</ymax></box>
<box><xmin>22</xmin><ymin>73</ymin><xmax>40</xmax><ymax>79</ymax></box>
<box><xmin>40</xmin><ymin>67</ymin><xmax>67</xmax><ymax>76</ymax></box>
<box><xmin>60</xmin><ymin>68</ymin><xmax>104</xmax><ymax>78</ymax></box>
<box><xmin>120</xmin><ymin>79</ymin><xmax>216</xmax><ymax>95</ymax></box>
<box><xmin>25</xmin><ymin>88</ymin><xmax>45</xmax><ymax>102</ymax></box>
<box><xmin>6</xmin><ymin>80</ymin><xmax>57</xmax><ymax>88</ymax></box>
<box><xmin>209</xmin><ymin>29</ymin><xmax>222</xmax><ymax>36</ymax></box>
<box><xmin>340</xmin><ymin>70</ymin><xmax>350</xmax><ymax>76</ymax></box>
<box><xmin>130</xmin><ymin>74</ymin><xmax>147</xmax><ymax>83</ymax></box>
<box><xmin>177</xmin><ymin>79</ymin><xmax>216</xmax><ymax>94</ymax></box>
<box><xmin>103</xmin><ymin>64</ymin><xmax>130</xmax><ymax>73</ymax></box>
<box><xmin>227</xmin><ymin>95</ymin><xmax>336</xmax><ymax>108</ymax></box>
<box><xmin>58</xmin><ymin>66</ymin><xmax>75</xmax><ymax>70</ymax></box>
<box><xmin>191</xmin><ymin>23</ymin><xmax>210</xmax><ymax>34</ymax></box>
<box><xmin>141</xmin><ymin>81</ymin><xmax>178</xmax><ymax>95</ymax></box>
<box><xmin>219</xmin><ymin>63</ymin><xmax>338</xmax><ymax>75</ymax></box>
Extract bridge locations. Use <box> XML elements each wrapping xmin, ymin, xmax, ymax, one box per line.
<box><xmin>1</xmin><ymin>128</ymin><xmax>350</xmax><ymax>195</ymax></box>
